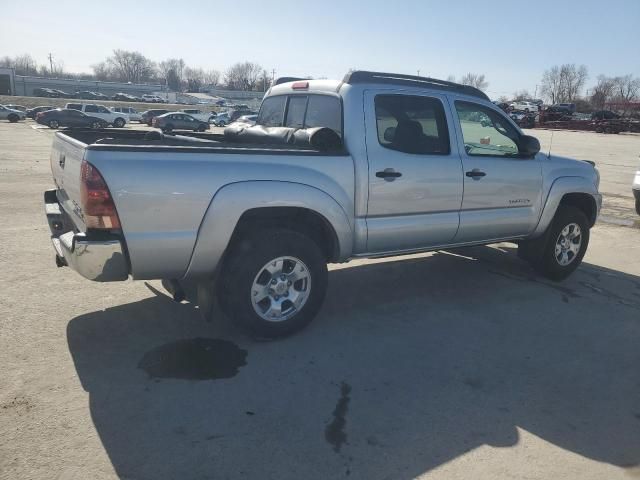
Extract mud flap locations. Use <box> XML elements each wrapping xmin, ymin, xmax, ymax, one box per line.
<box><xmin>197</xmin><ymin>280</ymin><xmax>216</xmax><ymax>323</ymax></box>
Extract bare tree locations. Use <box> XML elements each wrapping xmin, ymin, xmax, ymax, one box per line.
<box><xmin>106</xmin><ymin>50</ymin><xmax>156</xmax><ymax>83</ymax></box>
<box><xmin>184</xmin><ymin>67</ymin><xmax>205</xmax><ymax>92</ymax></box>
<box><xmin>611</xmin><ymin>74</ymin><xmax>640</xmax><ymax>114</ymax></box>
<box><xmin>224</xmin><ymin>62</ymin><xmax>263</xmax><ymax>91</ymax></box>
<box><xmin>590</xmin><ymin>75</ymin><xmax>616</xmax><ymax>109</ymax></box>
<box><xmin>446</xmin><ymin>74</ymin><xmax>456</xmax><ymax>83</ymax></box>
<box><xmin>459</xmin><ymin>73</ymin><xmax>489</xmax><ymax>91</ymax></box>
<box><xmin>159</xmin><ymin>58</ymin><xmax>185</xmax><ymax>90</ymax></box>
<box><xmin>0</xmin><ymin>54</ymin><xmax>39</xmax><ymax>75</ymax></box>
<box><xmin>512</xmin><ymin>90</ymin><xmax>532</xmax><ymax>101</ymax></box>
<box><xmin>541</xmin><ymin>64</ymin><xmax>588</xmax><ymax>103</ymax></box>
<box><xmin>203</xmin><ymin>69</ymin><xmax>221</xmax><ymax>87</ymax></box>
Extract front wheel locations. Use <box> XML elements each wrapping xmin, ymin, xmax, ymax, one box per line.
<box><xmin>91</xmin><ymin>121</ymin><xmax>102</xmax><ymax>129</ymax></box>
<box><xmin>635</xmin><ymin>197</ymin><xmax>640</xmax><ymax>216</ymax></box>
<box><xmin>113</xmin><ymin>118</ymin><xmax>125</xmax><ymax>128</ymax></box>
<box><xmin>48</xmin><ymin>120</ymin><xmax>59</xmax><ymax>129</ymax></box>
<box><xmin>528</xmin><ymin>205</ymin><xmax>590</xmax><ymax>281</ymax></box>
<box><xmin>8</xmin><ymin>114</ymin><xmax>19</xmax><ymax>123</ymax></box>
<box><xmin>218</xmin><ymin>229</ymin><xmax>328</xmax><ymax>338</ymax></box>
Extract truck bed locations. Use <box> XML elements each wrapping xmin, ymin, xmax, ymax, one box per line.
<box><xmin>62</xmin><ymin>129</ymin><xmax>339</xmax><ymax>155</ymax></box>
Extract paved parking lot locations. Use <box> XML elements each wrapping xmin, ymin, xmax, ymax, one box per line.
<box><xmin>1</xmin><ymin>120</ymin><xmax>640</xmax><ymax>480</ymax></box>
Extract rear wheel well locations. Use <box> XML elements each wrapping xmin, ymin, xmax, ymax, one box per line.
<box><xmin>559</xmin><ymin>193</ymin><xmax>597</xmax><ymax>227</ymax></box>
<box><xmin>229</xmin><ymin>207</ymin><xmax>339</xmax><ymax>262</ymax></box>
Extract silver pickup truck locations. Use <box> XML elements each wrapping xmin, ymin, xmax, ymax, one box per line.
<box><xmin>44</xmin><ymin>71</ymin><xmax>601</xmax><ymax>337</ymax></box>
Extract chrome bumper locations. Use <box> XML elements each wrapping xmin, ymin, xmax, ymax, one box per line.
<box><xmin>45</xmin><ymin>190</ymin><xmax>129</xmax><ymax>282</ymax></box>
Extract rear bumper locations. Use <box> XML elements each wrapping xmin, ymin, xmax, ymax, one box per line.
<box><xmin>44</xmin><ymin>189</ymin><xmax>129</xmax><ymax>281</ymax></box>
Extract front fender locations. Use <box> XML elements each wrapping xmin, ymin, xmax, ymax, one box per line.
<box><xmin>182</xmin><ymin>181</ymin><xmax>353</xmax><ymax>279</ymax></box>
<box><xmin>530</xmin><ymin>176</ymin><xmax>601</xmax><ymax>238</ymax></box>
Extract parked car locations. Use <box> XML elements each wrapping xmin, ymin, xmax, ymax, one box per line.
<box><xmin>229</xmin><ymin>114</ymin><xmax>258</xmax><ymax>127</ymax></box>
<box><xmin>0</xmin><ymin>105</ymin><xmax>27</xmax><ymax>122</ymax></box>
<box><xmin>633</xmin><ymin>157</ymin><xmax>640</xmax><ymax>215</ymax></box>
<box><xmin>141</xmin><ymin>94</ymin><xmax>166</xmax><ymax>103</ymax></box>
<box><xmin>591</xmin><ymin>110</ymin><xmax>620</xmax><ymax>120</ymax></box>
<box><xmin>509</xmin><ymin>101</ymin><xmax>539</xmax><ymax>112</ymax></box>
<box><xmin>111</xmin><ymin>106</ymin><xmax>142</xmax><ymax>122</ymax></box>
<box><xmin>4</xmin><ymin>104</ymin><xmax>27</xmax><ymax>112</ymax></box>
<box><xmin>212</xmin><ymin>112</ymin><xmax>230</xmax><ymax>126</ymax></box>
<box><xmin>229</xmin><ymin>108</ymin><xmax>257</xmax><ymax>122</ymax></box>
<box><xmin>73</xmin><ymin>91</ymin><xmax>108</xmax><ymax>100</ymax></box>
<box><xmin>51</xmin><ymin>89</ymin><xmax>72</xmax><ymax>98</ymax></box>
<box><xmin>551</xmin><ymin>103</ymin><xmax>576</xmax><ymax>114</ymax></box>
<box><xmin>65</xmin><ymin>103</ymin><xmax>128</xmax><ymax>127</ymax></box>
<box><xmin>112</xmin><ymin>93</ymin><xmax>140</xmax><ymax>102</ymax></box>
<box><xmin>43</xmin><ymin>70</ymin><xmax>601</xmax><ymax>338</ymax></box>
<box><xmin>180</xmin><ymin>109</ymin><xmax>212</xmax><ymax>122</ymax></box>
<box><xmin>492</xmin><ymin>101</ymin><xmax>510</xmax><ymax>112</ymax></box>
<box><xmin>140</xmin><ymin>109</ymin><xmax>170</xmax><ymax>125</ymax></box>
<box><xmin>27</xmin><ymin>106</ymin><xmax>57</xmax><ymax>118</ymax></box>
<box><xmin>35</xmin><ymin>108</ymin><xmax>108</xmax><ymax>129</ymax></box>
<box><xmin>33</xmin><ymin>87</ymin><xmax>60</xmax><ymax>98</ymax></box>
<box><xmin>152</xmin><ymin>112</ymin><xmax>210</xmax><ymax>132</ymax></box>
<box><xmin>510</xmin><ymin>112</ymin><xmax>536</xmax><ymax>128</ymax></box>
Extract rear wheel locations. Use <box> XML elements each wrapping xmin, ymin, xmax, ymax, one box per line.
<box><xmin>8</xmin><ymin>114</ymin><xmax>19</xmax><ymax>123</ymax></box>
<box><xmin>635</xmin><ymin>197</ymin><xmax>640</xmax><ymax>216</ymax></box>
<box><xmin>48</xmin><ymin>119</ymin><xmax>59</xmax><ymax>129</ymax></box>
<box><xmin>197</xmin><ymin>124</ymin><xmax>206</xmax><ymax>132</ymax></box>
<box><xmin>91</xmin><ymin>121</ymin><xmax>102</xmax><ymax>129</ymax></box>
<box><xmin>113</xmin><ymin>118</ymin><xmax>125</xmax><ymax>128</ymax></box>
<box><xmin>162</xmin><ymin>124</ymin><xmax>173</xmax><ymax>133</ymax></box>
<box><xmin>218</xmin><ymin>229</ymin><xmax>328</xmax><ymax>338</ymax></box>
<box><xmin>526</xmin><ymin>205</ymin><xmax>590</xmax><ymax>281</ymax></box>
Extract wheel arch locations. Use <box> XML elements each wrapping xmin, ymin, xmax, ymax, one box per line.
<box><xmin>182</xmin><ymin>181</ymin><xmax>353</xmax><ymax>279</ymax></box>
<box><xmin>530</xmin><ymin>176</ymin><xmax>601</xmax><ymax>238</ymax></box>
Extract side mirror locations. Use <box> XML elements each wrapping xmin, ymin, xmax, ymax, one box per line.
<box><xmin>517</xmin><ymin>134</ymin><xmax>540</xmax><ymax>157</ymax></box>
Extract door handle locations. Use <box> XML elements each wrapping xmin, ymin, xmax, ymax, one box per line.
<box><xmin>465</xmin><ymin>169</ymin><xmax>486</xmax><ymax>179</ymax></box>
<box><xmin>376</xmin><ymin>168</ymin><xmax>402</xmax><ymax>181</ymax></box>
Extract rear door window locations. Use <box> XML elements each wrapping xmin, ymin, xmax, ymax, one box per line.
<box><xmin>85</xmin><ymin>105</ymin><xmax>98</xmax><ymax>113</ymax></box>
<box><xmin>374</xmin><ymin>95</ymin><xmax>450</xmax><ymax>154</ymax></box>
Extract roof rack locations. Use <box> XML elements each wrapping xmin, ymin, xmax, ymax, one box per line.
<box><xmin>342</xmin><ymin>70</ymin><xmax>489</xmax><ymax>101</ymax></box>
<box><xmin>274</xmin><ymin>76</ymin><xmax>307</xmax><ymax>86</ymax></box>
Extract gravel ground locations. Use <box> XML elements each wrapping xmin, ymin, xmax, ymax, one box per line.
<box><xmin>1</xmin><ymin>120</ymin><xmax>639</xmax><ymax>480</ymax></box>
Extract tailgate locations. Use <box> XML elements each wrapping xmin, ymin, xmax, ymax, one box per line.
<box><xmin>50</xmin><ymin>132</ymin><xmax>88</xmax><ymax>232</ymax></box>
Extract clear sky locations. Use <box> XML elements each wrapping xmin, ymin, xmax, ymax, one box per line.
<box><xmin>2</xmin><ymin>0</ymin><xmax>639</xmax><ymax>99</ymax></box>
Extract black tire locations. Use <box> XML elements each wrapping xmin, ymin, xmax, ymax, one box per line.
<box><xmin>635</xmin><ymin>197</ymin><xmax>640</xmax><ymax>216</ymax></box>
<box><xmin>529</xmin><ymin>205</ymin><xmax>590</xmax><ymax>281</ymax></box>
<box><xmin>217</xmin><ymin>229</ymin><xmax>328</xmax><ymax>338</ymax></box>
<box><xmin>113</xmin><ymin>118</ymin><xmax>125</xmax><ymax>128</ymax></box>
<box><xmin>8</xmin><ymin>114</ymin><xmax>19</xmax><ymax>123</ymax></box>
<box><xmin>48</xmin><ymin>120</ymin><xmax>59</xmax><ymax>129</ymax></box>
<box><xmin>197</xmin><ymin>124</ymin><xmax>206</xmax><ymax>132</ymax></box>
<box><xmin>91</xmin><ymin>121</ymin><xmax>102</xmax><ymax>129</ymax></box>
<box><xmin>164</xmin><ymin>124</ymin><xmax>173</xmax><ymax>133</ymax></box>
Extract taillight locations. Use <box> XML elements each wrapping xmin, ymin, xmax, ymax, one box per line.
<box><xmin>152</xmin><ymin>117</ymin><xmax>157</xmax><ymax>126</ymax></box>
<box><xmin>36</xmin><ymin>112</ymin><xmax>43</xmax><ymax>119</ymax></box>
<box><xmin>80</xmin><ymin>160</ymin><xmax>121</xmax><ymax>229</ymax></box>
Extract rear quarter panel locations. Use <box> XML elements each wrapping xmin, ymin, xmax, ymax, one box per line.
<box><xmin>84</xmin><ymin>148</ymin><xmax>355</xmax><ymax>279</ymax></box>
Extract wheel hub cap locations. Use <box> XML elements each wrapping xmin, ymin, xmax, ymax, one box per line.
<box><xmin>251</xmin><ymin>256</ymin><xmax>311</xmax><ymax>322</ymax></box>
<box><xmin>554</xmin><ymin>223</ymin><xmax>582</xmax><ymax>266</ymax></box>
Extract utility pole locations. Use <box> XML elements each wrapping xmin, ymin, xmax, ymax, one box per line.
<box><xmin>417</xmin><ymin>69</ymin><xmax>420</xmax><ymax>77</ymax></box>
<box><xmin>271</xmin><ymin>69</ymin><xmax>276</xmax><ymax>84</ymax></box>
<box><xmin>48</xmin><ymin>53</ymin><xmax>54</xmax><ymax>76</ymax></box>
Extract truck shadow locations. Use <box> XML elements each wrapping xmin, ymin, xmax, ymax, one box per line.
<box><xmin>66</xmin><ymin>245</ymin><xmax>640</xmax><ymax>479</ymax></box>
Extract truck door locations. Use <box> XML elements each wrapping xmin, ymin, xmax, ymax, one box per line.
<box><xmin>451</xmin><ymin>99</ymin><xmax>543</xmax><ymax>242</ymax></box>
<box><xmin>364</xmin><ymin>91</ymin><xmax>464</xmax><ymax>253</ymax></box>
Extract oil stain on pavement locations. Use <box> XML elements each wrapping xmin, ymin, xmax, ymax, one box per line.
<box><xmin>325</xmin><ymin>381</ymin><xmax>352</xmax><ymax>453</ymax></box>
<box><xmin>138</xmin><ymin>338</ymin><xmax>247</xmax><ymax>380</ymax></box>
